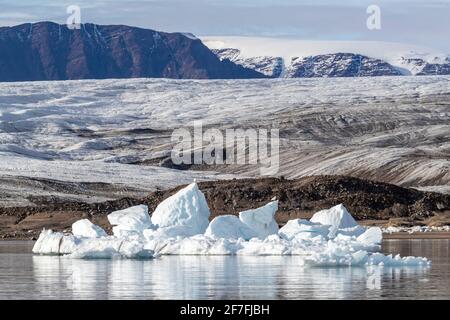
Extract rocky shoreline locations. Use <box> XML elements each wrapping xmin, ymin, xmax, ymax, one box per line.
<box><xmin>1</xmin><ymin>175</ymin><xmax>449</xmax><ymax>240</ymax></box>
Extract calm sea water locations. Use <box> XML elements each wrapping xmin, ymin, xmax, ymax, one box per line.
<box><xmin>0</xmin><ymin>240</ymin><xmax>449</xmax><ymax>300</ymax></box>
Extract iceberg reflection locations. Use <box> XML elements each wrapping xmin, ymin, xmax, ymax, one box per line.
<box><xmin>32</xmin><ymin>255</ymin><xmax>429</xmax><ymax>300</ymax></box>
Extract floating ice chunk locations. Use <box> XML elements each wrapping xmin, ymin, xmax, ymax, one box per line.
<box><xmin>303</xmin><ymin>250</ymin><xmax>368</xmax><ymax>267</ymax></box>
<box><xmin>367</xmin><ymin>253</ymin><xmax>430</xmax><ymax>267</ymax></box>
<box><xmin>31</xmin><ymin>200</ymin><xmax>430</xmax><ymax>267</ymax></box>
<box><xmin>59</xmin><ymin>235</ymin><xmax>80</xmax><ymax>254</ymax></box>
<box><xmin>279</xmin><ymin>219</ymin><xmax>330</xmax><ymax>240</ymax></box>
<box><xmin>72</xmin><ymin>219</ymin><xmax>107</xmax><ymax>238</ymax></box>
<box><xmin>151</xmin><ymin>182</ymin><xmax>210</xmax><ymax>237</ymax></box>
<box><xmin>145</xmin><ymin>225</ymin><xmax>206</xmax><ymax>239</ymax></box>
<box><xmin>68</xmin><ymin>238</ymin><xmax>122</xmax><ymax>259</ymax></box>
<box><xmin>205</xmin><ymin>215</ymin><xmax>258</xmax><ymax>240</ymax></box>
<box><xmin>32</xmin><ymin>230</ymin><xmax>64</xmax><ymax>254</ymax></box>
<box><xmin>335</xmin><ymin>225</ymin><xmax>366</xmax><ymax>238</ymax></box>
<box><xmin>68</xmin><ymin>237</ymin><xmax>153</xmax><ymax>259</ymax></box>
<box><xmin>150</xmin><ymin>235</ymin><xmax>242</xmax><ymax>255</ymax></box>
<box><xmin>357</xmin><ymin>227</ymin><xmax>383</xmax><ymax>245</ymax></box>
<box><xmin>33</xmin><ymin>230</ymin><xmax>81</xmax><ymax>255</ymax></box>
<box><xmin>108</xmin><ymin>205</ymin><xmax>153</xmax><ymax>238</ymax></box>
<box><xmin>238</xmin><ymin>235</ymin><xmax>289</xmax><ymax>255</ymax></box>
<box><xmin>239</xmin><ymin>201</ymin><xmax>279</xmax><ymax>239</ymax></box>
<box><xmin>310</xmin><ymin>204</ymin><xmax>358</xmax><ymax>238</ymax></box>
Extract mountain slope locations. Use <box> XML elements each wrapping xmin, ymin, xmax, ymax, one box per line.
<box><xmin>287</xmin><ymin>53</ymin><xmax>401</xmax><ymax>77</ymax></box>
<box><xmin>212</xmin><ymin>48</ymin><xmax>284</xmax><ymax>77</ymax></box>
<box><xmin>0</xmin><ymin>22</ymin><xmax>265</xmax><ymax>82</ymax></box>
<box><xmin>203</xmin><ymin>36</ymin><xmax>450</xmax><ymax>77</ymax></box>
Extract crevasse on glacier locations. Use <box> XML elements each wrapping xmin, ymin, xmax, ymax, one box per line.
<box><xmin>32</xmin><ymin>182</ymin><xmax>430</xmax><ymax>267</ymax></box>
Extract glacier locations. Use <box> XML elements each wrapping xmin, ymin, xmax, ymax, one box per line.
<box><xmin>0</xmin><ymin>76</ymin><xmax>448</xmax><ymax>209</ymax></box>
<box><xmin>32</xmin><ymin>182</ymin><xmax>430</xmax><ymax>267</ymax></box>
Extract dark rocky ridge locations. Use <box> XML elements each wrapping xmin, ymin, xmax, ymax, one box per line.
<box><xmin>1</xmin><ymin>176</ymin><xmax>448</xmax><ymax>239</ymax></box>
<box><xmin>0</xmin><ymin>22</ymin><xmax>265</xmax><ymax>82</ymax></box>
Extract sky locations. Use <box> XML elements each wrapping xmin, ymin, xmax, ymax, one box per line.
<box><xmin>0</xmin><ymin>0</ymin><xmax>449</xmax><ymax>52</ymax></box>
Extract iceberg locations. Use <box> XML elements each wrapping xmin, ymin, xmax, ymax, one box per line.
<box><xmin>108</xmin><ymin>205</ymin><xmax>154</xmax><ymax>238</ymax></box>
<box><xmin>357</xmin><ymin>227</ymin><xmax>383</xmax><ymax>245</ymax></box>
<box><xmin>151</xmin><ymin>182</ymin><xmax>210</xmax><ymax>237</ymax></box>
<box><xmin>279</xmin><ymin>219</ymin><xmax>330</xmax><ymax>241</ymax></box>
<box><xmin>67</xmin><ymin>237</ymin><xmax>153</xmax><ymax>259</ymax></box>
<box><xmin>72</xmin><ymin>219</ymin><xmax>107</xmax><ymax>238</ymax></box>
<box><xmin>32</xmin><ymin>230</ymin><xmax>80</xmax><ymax>255</ymax></box>
<box><xmin>33</xmin><ymin>229</ymin><xmax>65</xmax><ymax>255</ymax></box>
<box><xmin>310</xmin><ymin>204</ymin><xmax>363</xmax><ymax>238</ymax></box>
<box><xmin>239</xmin><ymin>201</ymin><xmax>279</xmax><ymax>239</ymax></box>
<box><xmin>31</xmin><ymin>182</ymin><xmax>431</xmax><ymax>267</ymax></box>
<box><xmin>205</xmin><ymin>215</ymin><xmax>258</xmax><ymax>240</ymax></box>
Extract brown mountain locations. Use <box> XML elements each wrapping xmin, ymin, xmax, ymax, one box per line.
<box><xmin>0</xmin><ymin>22</ymin><xmax>265</xmax><ymax>82</ymax></box>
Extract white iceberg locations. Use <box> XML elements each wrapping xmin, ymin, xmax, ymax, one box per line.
<box><xmin>31</xmin><ymin>183</ymin><xmax>431</xmax><ymax>267</ymax></box>
<box><xmin>310</xmin><ymin>204</ymin><xmax>363</xmax><ymax>238</ymax></box>
<box><xmin>33</xmin><ymin>229</ymin><xmax>65</xmax><ymax>255</ymax></box>
<box><xmin>279</xmin><ymin>219</ymin><xmax>330</xmax><ymax>241</ymax></box>
<box><xmin>357</xmin><ymin>227</ymin><xmax>383</xmax><ymax>245</ymax></box>
<box><xmin>72</xmin><ymin>219</ymin><xmax>107</xmax><ymax>238</ymax></box>
<box><xmin>205</xmin><ymin>215</ymin><xmax>258</xmax><ymax>240</ymax></box>
<box><xmin>68</xmin><ymin>237</ymin><xmax>153</xmax><ymax>259</ymax></box>
<box><xmin>33</xmin><ymin>229</ymin><xmax>153</xmax><ymax>259</ymax></box>
<box><xmin>33</xmin><ymin>230</ymin><xmax>80</xmax><ymax>255</ymax></box>
<box><xmin>239</xmin><ymin>201</ymin><xmax>279</xmax><ymax>239</ymax></box>
<box><xmin>151</xmin><ymin>182</ymin><xmax>210</xmax><ymax>237</ymax></box>
<box><xmin>108</xmin><ymin>205</ymin><xmax>154</xmax><ymax>238</ymax></box>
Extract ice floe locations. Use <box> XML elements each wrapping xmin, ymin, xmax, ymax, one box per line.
<box><xmin>108</xmin><ymin>204</ymin><xmax>154</xmax><ymax>238</ymax></box>
<box><xmin>239</xmin><ymin>201</ymin><xmax>279</xmax><ymax>239</ymax></box>
<box><xmin>150</xmin><ymin>182</ymin><xmax>210</xmax><ymax>237</ymax></box>
<box><xmin>383</xmin><ymin>225</ymin><xmax>450</xmax><ymax>234</ymax></box>
<box><xmin>278</xmin><ymin>219</ymin><xmax>330</xmax><ymax>240</ymax></box>
<box><xmin>205</xmin><ymin>215</ymin><xmax>257</xmax><ymax>240</ymax></box>
<box><xmin>310</xmin><ymin>204</ymin><xmax>365</xmax><ymax>238</ymax></box>
<box><xmin>72</xmin><ymin>219</ymin><xmax>107</xmax><ymax>238</ymax></box>
<box><xmin>32</xmin><ymin>182</ymin><xmax>431</xmax><ymax>267</ymax></box>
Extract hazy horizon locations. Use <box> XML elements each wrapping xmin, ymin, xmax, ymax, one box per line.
<box><xmin>0</xmin><ymin>0</ymin><xmax>449</xmax><ymax>52</ymax></box>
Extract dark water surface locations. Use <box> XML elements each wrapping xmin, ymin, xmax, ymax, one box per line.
<box><xmin>0</xmin><ymin>239</ymin><xmax>449</xmax><ymax>299</ymax></box>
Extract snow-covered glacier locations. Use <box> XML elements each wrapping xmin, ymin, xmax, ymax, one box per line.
<box><xmin>32</xmin><ymin>182</ymin><xmax>430</xmax><ymax>267</ymax></box>
<box><xmin>0</xmin><ymin>76</ymin><xmax>449</xmax><ymax>207</ymax></box>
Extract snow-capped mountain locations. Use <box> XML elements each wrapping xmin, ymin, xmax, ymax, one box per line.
<box><xmin>212</xmin><ymin>48</ymin><xmax>284</xmax><ymax>78</ymax></box>
<box><xmin>203</xmin><ymin>36</ymin><xmax>450</xmax><ymax>78</ymax></box>
<box><xmin>287</xmin><ymin>53</ymin><xmax>401</xmax><ymax>77</ymax></box>
<box><xmin>398</xmin><ymin>56</ymin><xmax>450</xmax><ymax>76</ymax></box>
